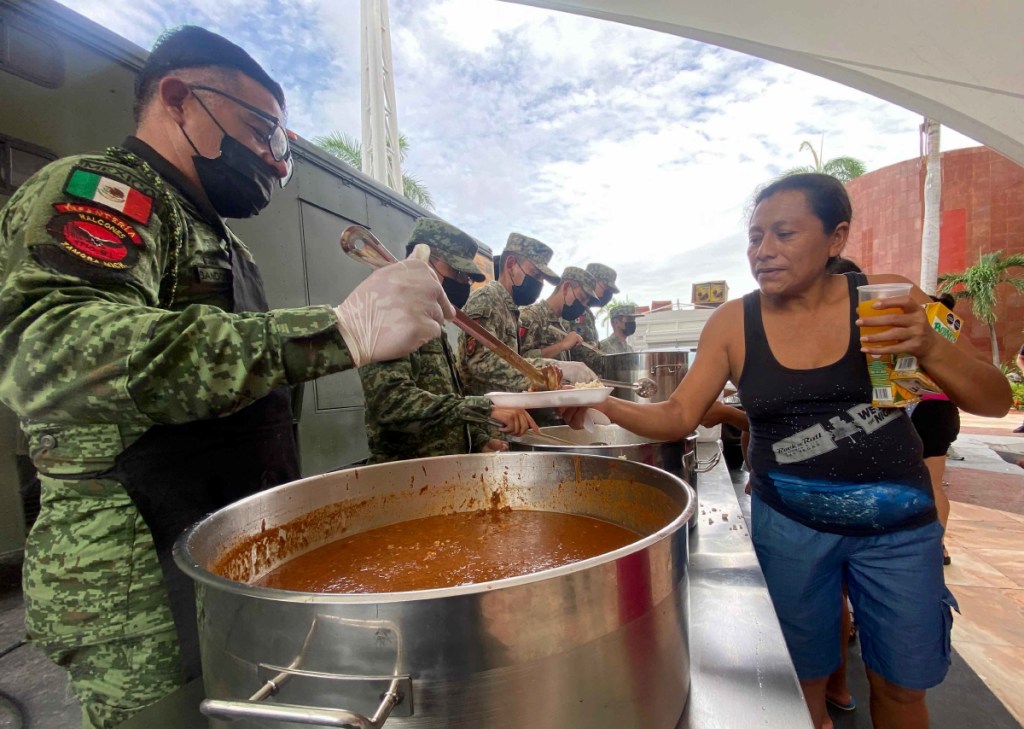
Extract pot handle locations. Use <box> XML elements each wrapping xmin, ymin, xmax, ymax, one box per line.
<box><xmin>201</xmin><ymin>672</ymin><xmax>407</xmax><ymax>728</ymax></box>
<box><xmin>694</xmin><ymin>441</ymin><xmax>722</xmax><ymax>473</ymax></box>
<box><xmin>650</xmin><ymin>364</ymin><xmax>684</xmax><ymax>375</ymax></box>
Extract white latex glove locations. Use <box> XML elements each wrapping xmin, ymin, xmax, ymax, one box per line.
<box><xmin>335</xmin><ymin>245</ymin><xmax>456</xmax><ymax>366</ymax></box>
<box><xmin>557</xmin><ymin>360</ymin><xmax>598</xmax><ymax>385</ymax></box>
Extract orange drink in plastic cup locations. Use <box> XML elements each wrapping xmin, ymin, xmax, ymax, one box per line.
<box><xmin>857</xmin><ymin>283</ymin><xmax>913</xmax><ymax>347</ymax></box>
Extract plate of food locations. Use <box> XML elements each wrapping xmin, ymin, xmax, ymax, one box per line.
<box><xmin>486</xmin><ymin>384</ymin><xmax>613</xmax><ymax>409</ymax></box>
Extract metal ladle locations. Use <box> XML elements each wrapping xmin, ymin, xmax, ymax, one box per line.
<box><xmin>340</xmin><ymin>225</ymin><xmax>562</xmax><ymax>392</ymax></box>
<box><xmin>599</xmin><ymin>377</ymin><xmax>658</xmax><ymax>399</ymax></box>
<box><xmin>542</xmin><ymin>326</ymin><xmax>657</xmax><ymax>398</ymax></box>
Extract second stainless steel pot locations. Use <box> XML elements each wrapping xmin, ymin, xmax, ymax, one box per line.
<box><xmin>508</xmin><ymin>425</ymin><xmax>718</xmax><ymax>528</ymax></box>
<box><xmin>602</xmin><ymin>349</ymin><xmax>692</xmax><ymax>404</ymax></box>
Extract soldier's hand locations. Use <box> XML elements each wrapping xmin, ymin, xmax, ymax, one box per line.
<box><xmin>480</xmin><ymin>439</ymin><xmax>510</xmax><ymax>453</ymax></box>
<box><xmin>489</xmin><ymin>406</ymin><xmax>538</xmax><ymax>436</ymax></box>
<box><xmin>557</xmin><ymin>361</ymin><xmax>598</xmax><ymax>385</ymax></box>
<box><xmin>335</xmin><ymin>254</ymin><xmax>456</xmax><ymax>366</ymax></box>
<box><xmin>560</xmin><ymin>331</ymin><xmax>584</xmax><ymax>351</ymax></box>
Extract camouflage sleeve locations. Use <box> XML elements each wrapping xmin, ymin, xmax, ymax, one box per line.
<box><xmin>358</xmin><ymin>353</ymin><xmax>491</xmax><ymax>436</ymax></box>
<box><xmin>0</xmin><ymin>157</ymin><xmax>353</xmax><ymax>427</ymax></box>
<box><xmin>517</xmin><ymin>303</ymin><xmax>548</xmax><ymax>359</ymax></box>
<box><xmin>458</xmin><ymin>291</ymin><xmax>532</xmax><ymax>393</ymax></box>
<box><xmin>470</xmin><ymin>427</ymin><xmax>494</xmax><ymax>450</ymax></box>
<box><xmin>570</xmin><ymin>342</ymin><xmax>605</xmax><ymax>375</ymax></box>
<box><xmin>584</xmin><ymin>310</ymin><xmax>600</xmax><ymax>344</ymax></box>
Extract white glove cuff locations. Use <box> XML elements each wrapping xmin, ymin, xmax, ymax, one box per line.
<box><xmin>334</xmin><ymin>290</ymin><xmax>383</xmax><ymax>368</ymax></box>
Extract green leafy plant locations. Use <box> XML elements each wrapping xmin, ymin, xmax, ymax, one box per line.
<box><xmin>1009</xmin><ymin>380</ymin><xmax>1024</xmax><ymax>411</ymax></box>
<box><xmin>938</xmin><ymin>250</ymin><xmax>1024</xmax><ymax>365</ymax></box>
<box><xmin>781</xmin><ymin>136</ymin><xmax>867</xmax><ymax>183</ymax></box>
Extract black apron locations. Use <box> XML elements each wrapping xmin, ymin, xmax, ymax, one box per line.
<box><xmin>105</xmin><ymin>249</ymin><xmax>299</xmax><ymax>680</ymax></box>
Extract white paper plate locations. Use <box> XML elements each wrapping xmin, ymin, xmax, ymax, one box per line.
<box><xmin>486</xmin><ymin>386</ymin><xmax>613</xmax><ymax>409</ymax></box>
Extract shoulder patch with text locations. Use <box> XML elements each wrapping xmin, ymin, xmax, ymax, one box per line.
<box><xmin>64</xmin><ymin>167</ymin><xmax>153</xmax><ymax>225</ymax></box>
<box><xmin>36</xmin><ymin>203</ymin><xmax>144</xmax><ymax>280</ymax></box>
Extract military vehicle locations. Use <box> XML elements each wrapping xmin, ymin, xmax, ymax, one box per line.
<box><xmin>0</xmin><ymin>0</ymin><xmax>491</xmax><ymax>557</ymax></box>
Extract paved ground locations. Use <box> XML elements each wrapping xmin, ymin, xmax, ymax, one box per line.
<box><xmin>937</xmin><ymin>410</ymin><xmax>1024</xmax><ymax>727</ymax></box>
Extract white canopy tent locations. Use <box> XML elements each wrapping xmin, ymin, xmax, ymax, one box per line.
<box><xmin>506</xmin><ymin>0</ymin><xmax>1024</xmax><ymax>165</ymax></box>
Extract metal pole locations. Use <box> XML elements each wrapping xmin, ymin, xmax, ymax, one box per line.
<box><xmin>360</xmin><ymin>0</ymin><xmax>403</xmax><ymax>194</ymax></box>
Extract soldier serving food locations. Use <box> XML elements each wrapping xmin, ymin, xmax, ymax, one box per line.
<box><xmin>458</xmin><ymin>233</ymin><xmax>597</xmax><ymax>396</ymax></box>
<box><xmin>358</xmin><ymin>218</ymin><xmax>537</xmax><ymax>463</ymax></box>
<box><xmin>563</xmin><ymin>263</ymin><xmax>618</xmax><ymax>338</ymax></box>
<box><xmin>0</xmin><ymin>26</ymin><xmax>454</xmax><ymax>729</ymax></box>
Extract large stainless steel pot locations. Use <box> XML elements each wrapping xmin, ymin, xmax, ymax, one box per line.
<box><xmin>175</xmin><ymin>453</ymin><xmax>695</xmax><ymax>729</ymax></box>
<box><xmin>603</xmin><ymin>349</ymin><xmax>692</xmax><ymax>404</ymax></box>
<box><xmin>508</xmin><ymin>426</ymin><xmax>717</xmax><ymax>529</ymax></box>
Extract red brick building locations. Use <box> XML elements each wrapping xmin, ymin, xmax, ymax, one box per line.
<box><xmin>844</xmin><ymin>147</ymin><xmax>1024</xmax><ymax>363</ymax></box>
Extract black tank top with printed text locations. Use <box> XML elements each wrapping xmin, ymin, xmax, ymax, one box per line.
<box><xmin>738</xmin><ymin>273</ymin><xmax>935</xmax><ymax>536</ymax></box>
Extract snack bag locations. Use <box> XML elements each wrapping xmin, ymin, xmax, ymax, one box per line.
<box><xmin>866</xmin><ymin>302</ymin><xmax>962</xmax><ymax>408</ymax></box>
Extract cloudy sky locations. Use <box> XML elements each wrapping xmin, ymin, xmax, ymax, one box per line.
<box><xmin>60</xmin><ymin>0</ymin><xmax>978</xmax><ymax>320</ymax></box>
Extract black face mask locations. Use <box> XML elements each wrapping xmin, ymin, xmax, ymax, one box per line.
<box><xmin>561</xmin><ymin>293</ymin><xmax>586</xmax><ymax>321</ymax></box>
<box><xmin>596</xmin><ymin>289</ymin><xmax>614</xmax><ymax>307</ymax></box>
<box><xmin>190</xmin><ymin>134</ymin><xmax>277</xmax><ymax>218</ymax></box>
<box><xmin>623</xmin><ymin>321</ymin><xmax>637</xmax><ymax>336</ymax></box>
<box><xmin>442</xmin><ymin>277</ymin><xmax>472</xmax><ymax>309</ymax></box>
<box><xmin>510</xmin><ymin>261</ymin><xmax>544</xmax><ymax>306</ymax></box>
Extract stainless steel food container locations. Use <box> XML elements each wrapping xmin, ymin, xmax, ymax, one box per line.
<box><xmin>174</xmin><ymin>452</ymin><xmax>696</xmax><ymax>729</ymax></box>
<box><xmin>509</xmin><ymin>425</ymin><xmax>717</xmax><ymax>528</ymax></box>
<box><xmin>603</xmin><ymin>349</ymin><xmax>692</xmax><ymax>404</ymax></box>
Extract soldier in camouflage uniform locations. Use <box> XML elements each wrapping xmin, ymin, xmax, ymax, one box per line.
<box><xmin>520</xmin><ymin>266</ymin><xmax>598</xmax><ymax>363</ymax></box>
<box><xmin>519</xmin><ymin>266</ymin><xmax>600</xmax><ymax>425</ymax></box>
<box><xmin>0</xmin><ymin>27</ymin><xmax>451</xmax><ymax>729</ymax></box>
<box><xmin>457</xmin><ymin>233</ymin><xmax>596</xmax><ymax>395</ymax></box>
<box><xmin>359</xmin><ymin>219</ymin><xmax>536</xmax><ymax>462</ymax></box>
<box><xmin>600</xmin><ymin>304</ymin><xmax>642</xmax><ymax>354</ymax></box>
<box><xmin>562</xmin><ymin>262</ymin><xmax>619</xmax><ymax>348</ymax></box>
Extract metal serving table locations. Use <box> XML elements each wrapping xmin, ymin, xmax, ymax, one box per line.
<box><xmin>119</xmin><ymin>451</ymin><xmax>812</xmax><ymax>729</ymax></box>
<box><xmin>676</xmin><ymin>444</ymin><xmax>813</xmax><ymax>728</ymax></box>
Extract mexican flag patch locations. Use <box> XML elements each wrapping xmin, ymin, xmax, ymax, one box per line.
<box><xmin>65</xmin><ymin>168</ymin><xmax>153</xmax><ymax>225</ymax></box>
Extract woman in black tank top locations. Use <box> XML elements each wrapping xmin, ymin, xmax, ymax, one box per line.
<box><xmin>561</xmin><ymin>174</ymin><xmax>1010</xmax><ymax>729</ymax></box>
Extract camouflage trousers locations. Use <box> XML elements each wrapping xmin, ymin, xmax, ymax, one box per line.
<box><xmin>23</xmin><ymin>473</ymin><xmax>185</xmax><ymax>729</ymax></box>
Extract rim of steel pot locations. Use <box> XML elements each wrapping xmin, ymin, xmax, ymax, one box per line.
<box><xmin>509</xmin><ymin>425</ymin><xmax>719</xmax><ymax>475</ymax></box>
<box><xmin>173</xmin><ymin>452</ymin><xmax>695</xmax><ymax>605</ymax></box>
<box><xmin>510</xmin><ymin>425</ymin><xmax>697</xmax><ymax>452</ymax></box>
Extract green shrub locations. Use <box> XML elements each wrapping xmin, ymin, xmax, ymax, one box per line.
<box><xmin>1011</xmin><ymin>381</ymin><xmax>1024</xmax><ymax>411</ymax></box>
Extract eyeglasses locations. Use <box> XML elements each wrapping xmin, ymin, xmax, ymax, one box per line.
<box><xmin>189</xmin><ymin>84</ymin><xmax>293</xmax><ymax>185</ymax></box>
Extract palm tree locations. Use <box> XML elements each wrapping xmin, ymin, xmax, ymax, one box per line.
<box><xmin>313</xmin><ymin>131</ymin><xmax>434</xmax><ymax>210</ymax></box>
<box><xmin>938</xmin><ymin>250</ymin><xmax>1024</xmax><ymax>365</ymax></box>
<box><xmin>783</xmin><ymin>136</ymin><xmax>867</xmax><ymax>183</ymax></box>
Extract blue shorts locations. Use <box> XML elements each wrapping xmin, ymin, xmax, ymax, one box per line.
<box><xmin>751</xmin><ymin>493</ymin><xmax>958</xmax><ymax>689</ymax></box>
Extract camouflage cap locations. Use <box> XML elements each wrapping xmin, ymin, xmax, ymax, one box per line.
<box><xmin>409</xmin><ymin>217</ymin><xmax>485</xmax><ymax>281</ymax></box>
<box><xmin>610</xmin><ymin>304</ymin><xmax>642</xmax><ymax>319</ymax></box>
<box><xmin>504</xmin><ymin>233</ymin><xmax>560</xmax><ymax>284</ymax></box>
<box><xmin>586</xmin><ymin>263</ymin><xmax>620</xmax><ymax>293</ymax></box>
<box><xmin>560</xmin><ymin>266</ymin><xmax>598</xmax><ymax>302</ymax></box>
